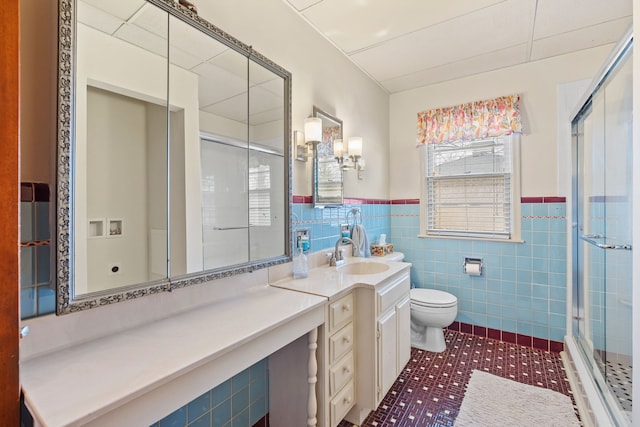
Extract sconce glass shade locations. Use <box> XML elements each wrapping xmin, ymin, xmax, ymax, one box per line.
<box><xmin>304</xmin><ymin>117</ymin><xmax>322</xmax><ymax>143</ymax></box>
<box><xmin>348</xmin><ymin>137</ymin><xmax>363</xmax><ymax>157</ymax></box>
<box><xmin>333</xmin><ymin>139</ymin><xmax>344</xmax><ymax>157</ymax></box>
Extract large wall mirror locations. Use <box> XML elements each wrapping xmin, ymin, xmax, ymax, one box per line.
<box><xmin>312</xmin><ymin>107</ymin><xmax>343</xmax><ymax>207</ymax></box>
<box><xmin>56</xmin><ymin>0</ymin><xmax>291</xmax><ymax>313</ymax></box>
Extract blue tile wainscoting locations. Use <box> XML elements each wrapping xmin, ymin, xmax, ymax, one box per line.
<box><xmin>150</xmin><ymin>358</ymin><xmax>269</xmax><ymax>427</ymax></box>
<box><xmin>390</xmin><ymin>197</ymin><xmax>568</xmax><ymax>352</ymax></box>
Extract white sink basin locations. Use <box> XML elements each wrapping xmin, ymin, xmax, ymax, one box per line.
<box><xmin>338</xmin><ymin>261</ymin><xmax>390</xmax><ymax>275</ymax></box>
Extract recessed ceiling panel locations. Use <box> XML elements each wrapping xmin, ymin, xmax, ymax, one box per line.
<box><xmin>349</xmin><ymin>1</ymin><xmax>535</xmax><ymax>82</ymax></box>
<box><xmin>283</xmin><ymin>0</ymin><xmax>632</xmax><ymax>93</ymax></box>
<box><xmin>195</xmin><ymin>63</ymin><xmax>247</xmax><ymax>107</ymax></box>
<box><xmin>202</xmin><ymin>94</ymin><xmax>248</xmax><ymax>123</ymax></box>
<box><xmin>531</xmin><ymin>18</ymin><xmax>631</xmax><ymax>61</ymax></box>
<box><xmin>533</xmin><ymin>0</ymin><xmax>632</xmax><ymax>39</ymax></box>
<box><xmin>300</xmin><ymin>0</ymin><xmax>505</xmax><ymax>54</ymax></box>
<box><xmin>286</xmin><ymin>0</ymin><xmax>322</xmax><ymax>12</ymax></box>
<box><xmin>77</xmin><ymin>2</ymin><xmax>124</xmax><ymax>35</ymax></box>
<box><xmin>169</xmin><ymin>19</ymin><xmax>229</xmax><ymax>64</ymax></box>
<box><xmin>250</xmin><ymin>86</ymin><xmax>284</xmax><ymax>116</ymax></box>
<box><xmin>250</xmin><ymin>108</ymin><xmax>284</xmax><ymax>126</ymax></box>
<box><xmin>381</xmin><ymin>44</ymin><xmax>528</xmax><ymax>93</ymax></box>
<box><xmin>115</xmin><ymin>23</ymin><xmax>167</xmax><ymax>58</ymax></box>
<box><xmin>129</xmin><ymin>3</ymin><xmax>168</xmax><ymax>38</ymax></box>
<box><xmin>82</xmin><ymin>0</ymin><xmax>146</xmax><ymax>22</ymax></box>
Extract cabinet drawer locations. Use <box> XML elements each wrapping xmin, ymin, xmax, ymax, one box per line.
<box><xmin>329</xmin><ymin>323</ymin><xmax>353</xmax><ymax>364</ymax></box>
<box><xmin>377</xmin><ymin>273</ymin><xmax>410</xmax><ymax>314</ymax></box>
<box><xmin>329</xmin><ymin>293</ymin><xmax>354</xmax><ymax>332</ymax></box>
<box><xmin>329</xmin><ymin>352</ymin><xmax>354</xmax><ymax>396</ymax></box>
<box><xmin>330</xmin><ymin>379</ymin><xmax>355</xmax><ymax>427</ymax></box>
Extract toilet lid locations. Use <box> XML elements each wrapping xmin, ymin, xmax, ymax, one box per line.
<box><xmin>411</xmin><ymin>288</ymin><xmax>457</xmax><ymax>308</ymax></box>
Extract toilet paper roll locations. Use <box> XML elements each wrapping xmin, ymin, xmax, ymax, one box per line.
<box><xmin>464</xmin><ymin>262</ymin><xmax>482</xmax><ymax>276</ymax></box>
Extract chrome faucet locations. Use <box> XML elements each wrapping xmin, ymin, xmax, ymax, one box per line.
<box><xmin>330</xmin><ymin>237</ymin><xmax>354</xmax><ymax>267</ymax></box>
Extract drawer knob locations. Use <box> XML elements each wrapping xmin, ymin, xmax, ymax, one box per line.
<box><xmin>342</xmin><ymin>304</ymin><xmax>351</xmax><ymax>312</ymax></box>
<box><xmin>343</xmin><ymin>336</ymin><xmax>351</xmax><ymax>344</ymax></box>
<box><xmin>343</xmin><ymin>366</ymin><xmax>350</xmax><ymax>374</ymax></box>
<box><xmin>344</xmin><ymin>395</ymin><xmax>352</xmax><ymax>404</ymax></box>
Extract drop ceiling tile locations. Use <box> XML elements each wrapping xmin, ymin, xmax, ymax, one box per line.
<box><xmin>249</xmin><ymin>62</ymin><xmax>281</xmax><ymax>85</ymax></box>
<box><xmin>252</xmin><ymin>77</ymin><xmax>285</xmax><ymax>98</ymax></box>
<box><xmin>250</xmin><ymin>86</ymin><xmax>284</xmax><ymax>116</ymax></box>
<box><xmin>169</xmin><ymin>18</ymin><xmax>229</xmax><ymax>63</ymax></box>
<box><xmin>195</xmin><ymin>64</ymin><xmax>247</xmax><ymax>107</ymax></box>
<box><xmin>208</xmin><ymin>50</ymin><xmax>249</xmax><ymax>81</ymax></box>
<box><xmin>77</xmin><ymin>2</ymin><xmax>123</xmax><ymax>35</ymax></box>
<box><xmin>300</xmin><ymin>0</ymin><xmax>505</xmax><ymax>54</ymax></box>
<box><xmin>381</xmin><ymin>44</ymin><xmax>528</xmax><ymax>93</ymax></box>
<box><xmin>114</xmin><ymin>23</ymin><xmax>167</xmax><ymax>58</ymax></box>
<box><xmin>531</xmin><ymin>18</ymin><xmax>631</xmax><ymax>61</ymax></box>
<box><xmin>350</xmin><ymin>0</ymin><xmax>535</xmax><ymax>82</ymax></box>
<box><xmin>81</xmin><ymin>0</ymin><xmax>146</xmax><ymax>22</ymax></box>
<box><xmin>129</xmin><ymin>3</ymin><xmax>168</xmax><ymax>38</ymax></box>
<box><xmin>202</xmin><ymin>94</ymin><xmax>248</xmax><ymax>123</ymax></box>
<box><xmin>285</xmin><ymin>0</ymin><xmax>322</xmax><ymax>12</ymax></box>
<box><xmin>533</xmin><ymin>0</ymin><xmax>631</xmax><ymax>39</ymax></box>
<box><xmin>250</xmin><ymin>109</ymin><xmax>284</xmax><ymax>127</ymax></box>
<box><xmin>170</xmin><ymin>46</ymin><xmax>202</xmax><ymax>70</ymax></box>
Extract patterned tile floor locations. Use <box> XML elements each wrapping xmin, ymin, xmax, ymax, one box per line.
<box><xmin>337</xmin><ymin>330</ymin><xmax>578</xmax><ymax>427</ymax></box>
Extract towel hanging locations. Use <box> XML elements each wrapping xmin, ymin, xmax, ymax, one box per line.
<box><xmin>351</xmin><ymin>223</ymin><xmax>370</xmax><ymax>258</ymax></box>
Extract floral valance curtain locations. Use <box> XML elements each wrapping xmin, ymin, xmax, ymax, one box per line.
<box><xmin>416</xmin><ymin>94</ymin><xmax>522</xmax><ymax>145</ymax></box>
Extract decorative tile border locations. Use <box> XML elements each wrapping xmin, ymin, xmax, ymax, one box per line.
<box><xmin>521</xmin><ymin>196</ymin><xmax>566</xmax><ymax>203</ymax></box>
<box><xmin>294</xmin><ymin>196</ymin><xmax>567</xmax><ymax>205</ymax></box>
<box><xmin>447</xmin><ymin>321</ymin><xmax>564</xmax><ymax>353</ymax></box>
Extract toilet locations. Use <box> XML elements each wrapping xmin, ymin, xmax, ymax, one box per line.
<box><xmin>410</xmin><ymin>288</ymin><xmax>458</xmax><ymax>353</ymax></box>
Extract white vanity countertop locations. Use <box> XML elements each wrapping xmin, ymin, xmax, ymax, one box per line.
<box><xmin>20</xmin><ymin>284</ymin><xmax>326</xmax><ymax>427</ymax></box>
<box><xmin>270</xmin><ymin>255</ymin><xmax>412</xmax><ymax>299</ymax></box>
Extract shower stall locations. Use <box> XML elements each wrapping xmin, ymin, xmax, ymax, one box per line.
<box><xmin>568</xmin><ymin>31</ymin><xmax>633</xmax><ymax>426</ymax></box>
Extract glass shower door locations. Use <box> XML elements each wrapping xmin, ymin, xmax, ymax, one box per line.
<box><xmin>574</xmin><ymin>45</ymin><xmax>633</xmax><ymax>421</ymax></box>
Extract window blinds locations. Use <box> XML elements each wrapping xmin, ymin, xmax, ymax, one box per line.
<box><xmin>425</xmin><ymin>137</ymin><xmax>512</xmax><ymax>239</ymax></box>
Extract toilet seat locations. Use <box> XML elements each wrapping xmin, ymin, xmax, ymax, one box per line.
<box><xmin>410</xmin><ymin>288</ymin><xmax>457</xmax><ymax>309</ymax></box>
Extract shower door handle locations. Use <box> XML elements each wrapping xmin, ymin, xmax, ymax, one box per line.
<box><xmin>580</xmin><ymin>234</ymin><xmax>632</xmax><ymax>250</ymax></box>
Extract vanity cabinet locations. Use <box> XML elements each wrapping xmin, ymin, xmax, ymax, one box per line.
<box><xmin>324</xmin><ymin>292</ymin><xmax>356</xmax><ymax>427</ymax></box>
<box><xmin>346</xmin><ymin>269</ymin><xmax>411</xmax><ymax>425</ymax></box>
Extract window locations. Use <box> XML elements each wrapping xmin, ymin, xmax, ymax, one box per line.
<box><xmin>249</xmin><ymin>164</ymin><xmax>271</xmax><ymax>227</ymax></box>
<box><xmin>422</xmin><ymin>134</ymin><xmax>519</xmax><ymax>240</ymax></box>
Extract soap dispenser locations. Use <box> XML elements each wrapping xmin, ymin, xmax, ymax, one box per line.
<box><xmin>293</xmin><ymin>240</ymin><xmax>308</xmax><ymax>279</ymax></box>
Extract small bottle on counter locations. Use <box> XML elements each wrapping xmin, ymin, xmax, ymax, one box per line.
<box><xmin>293</xmin><ymin>246</ymin><xmax>308</xmax><ymax>279</ymax></box>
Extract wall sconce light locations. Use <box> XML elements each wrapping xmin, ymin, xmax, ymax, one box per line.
<box><xmin>348</xmin><ymin>137</ymin><xmax>365</xmax><ymax>180</ymax></box>
<box><xmin>333</xmin><ymin>136</ymin><xmax>365</xmax><ymax>179</ymax></box>
<box><xmin>296</xmin><ymin>117</ymin><xmax>323</xmax><ymax>162</ymax></box>
<box><xmin>304</xmin><ymin>117</ymin><xmax>322</xmax><ymax>144</ymax></box>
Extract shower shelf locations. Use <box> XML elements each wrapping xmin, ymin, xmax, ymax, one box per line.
<box><xmin>579</xmin><ymin>234</ymin><xmax>632</xmax><ymax>251</ymax></box>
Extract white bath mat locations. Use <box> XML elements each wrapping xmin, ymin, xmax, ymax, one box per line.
<box><xmin>455</xmin><ymin>370</ymin><xmax>580</xmax><ymax>426</ymax></box>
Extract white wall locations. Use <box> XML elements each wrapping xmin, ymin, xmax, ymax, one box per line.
<box><xmin>389</xmin><ymin>45</ymin><xmax>614</xmax><ymax>199</ymax></box>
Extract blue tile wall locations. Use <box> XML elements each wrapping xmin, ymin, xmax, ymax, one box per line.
<box><xmin>586</xmin><ymin>199</ymin><xmax>633</xmax><ymax>356</ymax></box>
<box><xmin>291</xmin><ymin>202</ymin><xmax>391</xmax><ymax>253</ymax></box>
<box><xmin>390</xmin><ymin>202</ymin><xmax>568</xmax><ymax>342</ymax></box>
<box><xmin>150</xmin><ymin>358</ymin><xmax>268</xmax><ymax>427</ymax></box>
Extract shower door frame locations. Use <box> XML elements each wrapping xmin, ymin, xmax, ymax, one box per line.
<box><xmin>570</xmin><ymin>29</ymin><xmax>633</xmax><ymax>426</ymax></box>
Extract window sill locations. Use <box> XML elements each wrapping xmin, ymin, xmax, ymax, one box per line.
<box><xmin>417</xmin><ymin>234</ymin><xmax>524</xmax><ymax>244</ymax></box>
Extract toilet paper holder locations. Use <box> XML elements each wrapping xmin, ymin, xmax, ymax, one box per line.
<box><xmin>463</xmin><ymin>257</ymin><xmax>483</xmax><ymax>276</ymax></box>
